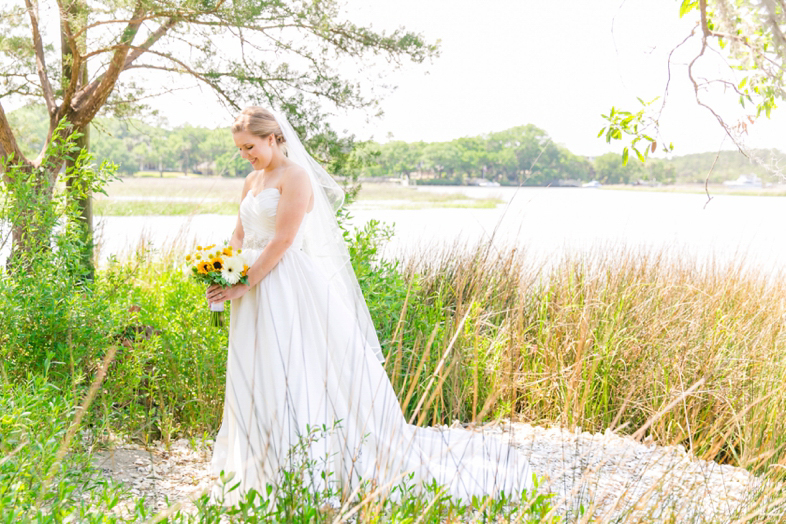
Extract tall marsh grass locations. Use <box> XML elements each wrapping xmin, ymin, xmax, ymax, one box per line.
<box><xmin>3</xmin><ymin>215</ymin><xmax>786</xmax><ymax>520</ymax></box>
<box><xmin>395</xmin><ymin>240</ymin><xmax>786</xmax><ymax>473</ymax></box>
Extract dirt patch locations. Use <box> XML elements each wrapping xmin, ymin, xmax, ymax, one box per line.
<box><xmin>91</xmin><ymin>438</ymin><xmax>216</xmax><ymax>518</ymax></box>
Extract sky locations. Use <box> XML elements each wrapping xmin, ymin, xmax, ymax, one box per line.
<box><xmin>139</xmin><ymin>0</ymin><xmax>786</xmax><ymax>157</ymax></box>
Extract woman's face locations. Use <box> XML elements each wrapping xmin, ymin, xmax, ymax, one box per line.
<box><xmin>233</xmin><ymin>130</ymin><xmax>275</xmax><ymax>171</ymax></box>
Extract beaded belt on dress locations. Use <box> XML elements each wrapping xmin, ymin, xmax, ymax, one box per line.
<box><xmin>243</xmin><ymin>234</ymin><xmax>271</xmax><ymax>249</ymax></box>
<box><xmin>243</xmin><ymin>233</ymin><xmax>303</xmax><ymax>251</ymax></box>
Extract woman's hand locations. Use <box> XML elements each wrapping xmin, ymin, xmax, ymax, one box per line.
<box><xmin>206</xmin><ymin>283</ymin><xmax>250</xmax><ymax>305</ymax></box>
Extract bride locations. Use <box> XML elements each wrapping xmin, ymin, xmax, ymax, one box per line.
<box><xmin>206</xmin><ymin>106</ymin><xmax>533</xmax><ymax>507</ymax></box>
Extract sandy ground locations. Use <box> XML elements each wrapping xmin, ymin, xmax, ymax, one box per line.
<box><xmin>91</xmin><ymin>422</ymin><xmax>770</xmax><ymax>522</ymax></box>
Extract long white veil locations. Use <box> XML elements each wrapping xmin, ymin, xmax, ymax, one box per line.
<box><xmin>269</xmin><ymin>109</ymin><xmax>385</xmax><ymax>364</ymax></box>
<box><xmin>211</xmin><ymin>108</ymin><xmax>533</xmax><ymax>508</ymax></box>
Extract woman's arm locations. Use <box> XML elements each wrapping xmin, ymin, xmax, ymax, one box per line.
<box><xmin>206</xmin><ymin>174</ymin><xmax>254</xmax><ymax>305</ymax></box>
<box><xmin>229</xmin><ymin>175</ymin><xmax>254</xmax><ymax>250</ymax></box>
<box><xmin>229</xmin><ymin>215</ymin><xmax>244</xmax><ymax>251</ymax></box>
<box><xmin>206</xmin><ymin>166</ymin><xmax>312</xmax><ymax>305</ymax></box>
<box><xmin>245</xmin><ymin>166</ymin><xmax>312</xmax><ymax>288</ymax></box>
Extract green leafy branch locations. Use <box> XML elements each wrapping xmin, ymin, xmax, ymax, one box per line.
<box><xmin>597</xmin><ymin>97</ymin><xmax>673</xmax><ymax>166</ymax></box>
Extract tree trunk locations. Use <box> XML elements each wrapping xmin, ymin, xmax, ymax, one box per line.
<box><xmin>62</xmin><ymin>2</ymin><xmax>94</xmax><ymax>280</ymax></box>
<box><xmin>65</xmin><ymin>125</ymin><xmax>94</xmax><ymax>280</ymax></box>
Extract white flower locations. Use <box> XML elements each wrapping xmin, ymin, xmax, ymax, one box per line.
<box><xmin>221</xmin><ymin>255</ymin><xmax>245</xmax><ymax>285</ymax></box>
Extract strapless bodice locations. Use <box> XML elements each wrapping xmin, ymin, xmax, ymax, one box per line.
<box><xmin>240</xmin><ymin>187</ymin><xmax>306</xmax><ymax>251</ymax></box>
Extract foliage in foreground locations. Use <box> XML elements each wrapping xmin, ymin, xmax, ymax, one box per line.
<box><xmin>1</xmin><ymin>377</ymin><xmax>558</xmax><ymax>523</ymax></box>
<box><xmin>3</xmin><ymin>177</ymin><xmax>786</xmax><ymax>518</ymax></box>
<box><xmin>5</xmin><ymin>210</ymin><xmax>786</xmax><ymax>468</ymax></box>
<box><xmin>0</xmin><ymin>205</ymin><xmax>559</xmax><ymax>520</ymax></box>
<box><xmin>0</xmin><ymin>377</ymin><xmax>129</xmax><ymax>522</ymax></box>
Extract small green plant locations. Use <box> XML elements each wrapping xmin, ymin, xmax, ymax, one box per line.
<box><xmin>206</xmin><ymin>422</ymin><xmax>556</xmax><ymax>523</ymax></box>
<box><xmin>0</xmin><ymin>376</ymin><xmax>128</xmax><ymax>523</ymax></box>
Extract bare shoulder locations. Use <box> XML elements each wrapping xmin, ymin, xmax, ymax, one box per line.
<box><xmin>241</xmin><ymin>170</ymin><xmax>260</xmax><ymax>197</ymax></box>
<box><xmin>280</xmin><ymin>164</ymin><xmax>311</xmax><ymax>194</ymax></box>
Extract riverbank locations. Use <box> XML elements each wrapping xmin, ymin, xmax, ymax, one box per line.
<box><xmin>93</xmin><ymin>178</ymin><xmax>503</xmax><ymax>215</ymax></box>
<box><xmin>601</xmin><ymin>182</ymin><xmax>786</xmax><ymax>197</ymax></box>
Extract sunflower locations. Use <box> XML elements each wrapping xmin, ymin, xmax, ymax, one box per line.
<box><xmin>210</xmin><ymin>257</ymin><xmax>224</xmax><ymax>271</ymax></box>
<box><xmin>197</xmin><ymin>260</ymin><xmax>213</xmax><ymax>274</ymax></box>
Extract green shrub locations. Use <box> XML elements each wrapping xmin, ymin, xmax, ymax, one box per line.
<box><xmin>94</xmin><ymin>253</ymin><xmax>229</xmax><ymax>442</ymax></box>
<box><xmin>0</xmin><ymin>376</ymin><xmax>127</xmax><ymax>523</ymax></box>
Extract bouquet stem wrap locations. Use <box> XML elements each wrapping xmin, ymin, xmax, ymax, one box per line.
<box><xmin>209</xmin><ymin>301</ymin><xmax>225</xmax><ymax>327</ymax></box>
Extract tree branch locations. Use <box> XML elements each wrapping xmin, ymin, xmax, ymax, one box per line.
<box><xmin>698</xmin><ymin>0</ymin><xmax>711</xmax><ymax>37</ymax></box>
<box><xmin>73</xmin><ymin>14</ymin><xmax>162</xmax><ymax>41</ymax></box>
<box><xmin>71</xmin><ymin>0</ymin><xmax>226</xmax><ymax>42</ymax></box>
<box><xmin>122</xmin><ymin>16</ymin><xmax>178</xmax><ymax>70</ymax></box>
<box><xmin>71</xmin><ymin>1</ymin><xmax>147</xmax><ymax>125</ymax></box>
<box><xmin>67</xmin><ymin>15</ymin><xmax>179</xmax><ymax>114</ymax></box>
<box><xmin>0</xmin><ymin>101</ymin><xmax>31</xmax><ymax>178</ymax></box>
<box><xmin>762</xmin><ymin>0</ymin><xmax>786</xmax><ymax>60</ymax></box>
<box><xmin>123</xmin><ymin>61</ymin><xmax>239</xmax><ymax>109</ymax></box>
<box><xmin>56</xmin><ymin>0</ymin><xmax>85</xmax><ymax>119</ymax></box>
<box><xmin>0</xmin><ymin>86</ymin><xmax>37</xmax><ymax>99</ymax></box>
<box><xmin>690</xmin><ymin>0</ymin><xmax>747</xmax><ymax>166</ymax></box>
<box><xmin>24</xmin><ymin>0</ymin><xmax>57</xmax><ymax>116</ymax></box>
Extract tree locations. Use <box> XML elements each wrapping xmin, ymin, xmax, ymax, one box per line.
<box><xmin>0</xmin><ymin>0</ymin><xmax>437</xmax><ymax>268</ymax></box>
<box><xmin>344</xmin><ymin>141</ymin><xmax>383</xmax><ymax>178</ymax></box>
<box><xmin>601</xmin><ymin>0</ymin><xmax>785</xmax><ymax>175</ymax></box>
<box><xmin>422</xmin><ymin>142</ymin><xmax>461</xmax><ymax>179</ymax></box>
<box><xmin>593</xmin><ymin>152</ymin><xmax>643</xmax><ymax>185</ymax></box>
<box><xmin>379</xmin><ymin>141</ymin><xmax>424</xmax><ymax>178</ymax></box>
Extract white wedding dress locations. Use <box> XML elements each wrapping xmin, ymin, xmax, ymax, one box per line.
<box><xmin>210</xmin><ymin>186</ymin><xmax>533</xmax><ymax>507</ymax></box>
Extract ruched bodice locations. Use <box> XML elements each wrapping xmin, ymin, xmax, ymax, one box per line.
<box><xmin>240</xmin><ymin>187</ymin><xmax>306</xmax><ymax>251</ymax></box>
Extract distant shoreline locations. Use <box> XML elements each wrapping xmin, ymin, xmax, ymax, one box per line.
<box><xmin>356</xmin><ymin>179</ymin><xmax>786</xmax><ymax>197</ymax></box>
<box><xmin>600</xmin><ymin>183</ymin><xmax>786</xmax><ymax>197</ymax></box>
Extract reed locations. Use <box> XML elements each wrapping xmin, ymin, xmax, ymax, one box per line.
<box><xmin>3</xmin><ymin>225</ymin><xmax>786</xmax><ymax>520</ymax></box>
<box><xmin>392</xmin><ymin>239</ymin><xmax>786</xmax><ymax>474</ymax></box>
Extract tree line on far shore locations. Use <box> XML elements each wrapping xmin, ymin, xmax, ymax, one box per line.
<box><xmin>8</xmin><ymin>104</ymin><xmax>784</xmax><ymax>185</ymax></box>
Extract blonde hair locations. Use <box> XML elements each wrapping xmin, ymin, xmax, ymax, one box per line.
<box><xmin>232</xmin><ymin>107</ymin><xmax>287</xmax><ymax>154</ymax></box>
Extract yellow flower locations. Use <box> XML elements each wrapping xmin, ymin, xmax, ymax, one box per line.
<box><xmin>185</xmin><ymin>254</ymin><xmax>192</xmax><ymax>261</ymax></box>
<box><xmin>211</xmin><ymin>257</ymin><xmax>224</xmax><ymax>271</ymax></box>
<box><xmin>237</xmin><ymin>249</ymin><xmax>242</xmax><ymax>254</ymax></box>
<box><xmin>242</xmin><ymin>264</ymin><xmax>249</xmax><ymax>276</ymax></box>
<box><xmin>222</xmin><ymin>247</ymin><xmax>233</xmax><ymax>256</ymax></box>
<box><xmin>197</xmin><ymin>246</ymin><xmax>203</xmax><ymax>251</ymax></box>
<box><xmin>196</xmin><ymin>254</ymin><xmax>202</xmax><ymax>260</ymax></box>
<box><xmin>197</xmin><ymin>261</ymin><xmax>213</xmax><ymax>274</ymax></box>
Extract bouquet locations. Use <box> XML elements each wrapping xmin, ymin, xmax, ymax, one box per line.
<box><xmin>185</xmin><ymin>243</ymin><xmax>249</xmax><ymax>327</ymax></box>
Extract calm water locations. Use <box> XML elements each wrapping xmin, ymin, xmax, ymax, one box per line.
<box><xmin>366</xmin><ymin>186</ymin><xmax>786</xmax><ymax>274</ymax></box>
<box><xmin>4</xmin><ymin>187</ymin><xmax>785</xmax><ymax>275</ymax></box>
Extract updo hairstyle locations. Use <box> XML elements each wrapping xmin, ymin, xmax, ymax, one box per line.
<box><xmin>232</xmin><ymin>107</ymin><xmax>287</xmax><ymax>155</ymax></box>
